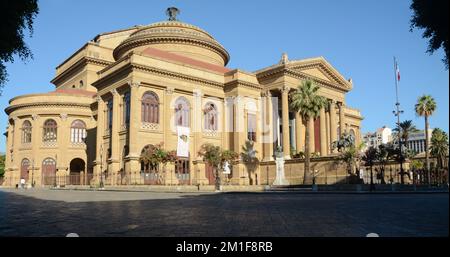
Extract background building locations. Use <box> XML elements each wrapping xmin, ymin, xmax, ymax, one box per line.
<box><xmin>406</xmin><ymin>129</ymin><xmax>433</xmax><ymax>154</ymax></box>
<box><xmin>363</xmin><ymin>126</ymin><xmax>392</xmax><ymax>150</ymax></box>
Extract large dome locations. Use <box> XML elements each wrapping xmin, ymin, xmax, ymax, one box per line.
<box><xmin>113</xmin><ymin>21</ymin><xmax>230</xmax><ymax>66</ymax></box>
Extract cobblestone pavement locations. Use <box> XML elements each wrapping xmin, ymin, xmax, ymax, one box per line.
<box><xmin>0</xmin><ymin>189</ymin><xmax>448</xmax><ymax>237</ymax></box>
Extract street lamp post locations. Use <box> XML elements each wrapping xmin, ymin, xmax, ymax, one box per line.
<box><xmin>31</xmin><ymin>159</ymin><xmax>34</xmax><ymax>187</ymax></box>
<box><xmin>393</xmin><ymin>57</ymin><xmax>405</xmax><ymax>185</ymax></box>
<box><xmin>54</xmin><ymin>154</ymin><xmax>57</xmax><ymax>187</ymax></box>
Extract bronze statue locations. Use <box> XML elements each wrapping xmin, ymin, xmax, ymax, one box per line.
<box><xmin>166</xmin><ymin>7</ymin><xmax>180</xmax><ymax>21</ymax></box>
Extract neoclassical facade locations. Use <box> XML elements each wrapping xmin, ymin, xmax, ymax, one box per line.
<box><xmin>3</xmin><ymin>12</ymin><xmax>363</xmax><ymax>187</ymax></box>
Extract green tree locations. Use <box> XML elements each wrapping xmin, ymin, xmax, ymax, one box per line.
<box><xmin>393</xmin><ymin>120</ymin><xmax>418</xmax><ymax>146</ymax></box>
<box><xmin>0</xmin><ymin>155</ymin><xmax>5</xmax><ymax>177</ymax></box>
<box><xmin>410</xmin><ymin>0</ymin><xmax>449</xmax><ymax>69</ymax></box>
<box><xmin>198</xmin><ymin>143</ymin><xmax>238</xmax><ymax>190</ymax></box>
<box><xmin>0</xmin><ymin>0</ymin><xmax>39</xmax><ymax>92</ymax></box>
<box><xmin>415</xmin><ymin>94</ymin><xmax>437</xmax><ymax>184</ymax></box>
<box><xmin>362</xmin><ymin>147</ymin><xmax>378</xmax><ymax>190</ymax></box>
<box><xmin>139</xmin><ymin>143</ymin><xmax>176</xmax><ymax>184</ymax></box>
<box><xmin>332</xmin><ymin>133</ymin><xmax>364</xmax><ymax>182</ymax></box>
<box><xmin>430</xmin><ymin>128</ymin><xmax>449</xmax><ymax>169</ymax></box>
<box><xmin>290</xmin><ymin>80</ymin><xmax>326</xmax><ymax>185</ymax></box>
<box><xmin>393</xmin><ymin>120</ymin><xmax>418</xmax><ymax>184</ymax></box>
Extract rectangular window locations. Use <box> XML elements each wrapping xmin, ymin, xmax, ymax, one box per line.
<box><xmin>107</xmin><ymin>100</ymin><xmax>113</xmax><ymax>130</ymax></box>
<box><xmin>247</xmin><ymin>113</ymin><xmax>256</xmax><ymax>142</ymax></box>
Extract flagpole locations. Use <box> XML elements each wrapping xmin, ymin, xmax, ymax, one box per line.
<box><xmin>393</xmin><ymin>56</ymin><xmax>405</xmax><ymax>184</ymax></box>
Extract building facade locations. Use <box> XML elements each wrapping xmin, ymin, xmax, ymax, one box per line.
<box><xmin>406</xmin><ymin>130</ymin><xmax>433</xmax><ymax>154</ymax></box>
<box><xmin>3</xmin><ymin>11</ymin><xmax>363</xmax><ymax>187</ymax></box>
<box><xmin>362</xmin><ymin>126</ymin><xmax>393</xmax><ymax>150</ymax></box>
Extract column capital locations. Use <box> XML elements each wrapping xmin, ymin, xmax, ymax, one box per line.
<box><xmin>110</xmin><ymin>88</ymin><xmax>119</xmax><ymax>96</ymax></box>
<box><xmin>96</xmin><ymin>95</ymin><xmax>103</xmax><ymax>103</ymax></box>
<box><xmin>127</xmin><ymin>80</ymin><xmax>141</xmax><ymax>88</ymax></box>
<box><xmin>32</xmin><ymin>114</ymin><xmax>39</xmax><ymax>121</ymax></box>
<box><xmin>337</xmin><ymin>101</ymin><xmax>345</xmax><ymax>107</ymax></box>
<box><xmin>281</xmin><ymin>85</ymin><xmax>290</xmax><ymax>93</ymax></box>
<box><xmin>193</xmin><ymin>89</ymin><xmax>203</xmax><ymax>97</ymax></box>
<box><xmin>165</xmin><ymin>87</ymin><xmax>175</xmax><ymax>95</ymax></box>
<box><xmin>261</xmin><ymin>90</ymin><xmax>272</xmax><ymax>97</ymax></box>
<box><xmin>60</xmin><ymin>113</ymin><xmax>68</xmax><ymax>121</ymax></box>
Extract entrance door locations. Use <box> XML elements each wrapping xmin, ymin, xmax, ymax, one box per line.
<box><xmin>175</xmin><ymin>158</ymin><xmax>190</xmax><ymax>185</ymax></box>
<box><xmin>20</xmin><ymin>159</ymin><xmax>30</xmax><ymax>181</ymax></box>
<box><xmin>42</xmin><ymin>158</ymin><xmax>56</xmax><ymax>185</ymax></box>
<box><xmin>69</xmin><ymin>158</ymin><xmax>85</xmax><ymax>185</ymax></box>
<box><xmin>205</xmin><ymin>163</ymin><xmax>215</xmax><ymax>185</ymax></box>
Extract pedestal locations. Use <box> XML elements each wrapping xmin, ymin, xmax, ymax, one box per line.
<box><xmin>273</xmin><ymin>157</ymin><xmax>289</xmax><ymax>185</ymax></box>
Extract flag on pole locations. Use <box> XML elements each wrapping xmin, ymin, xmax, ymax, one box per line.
<box><xmin>394</xmin><ymin>59</ymin><xmax>400</xmax><ymax>82</ymax></box>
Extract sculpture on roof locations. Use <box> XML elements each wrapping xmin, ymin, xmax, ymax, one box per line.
<box><xmin>166</xmin><ymin>7</ymin><xmax>180</xmax><ymax>21</ymax></box>
<box><xmin>280</xmin><ymin>52</ymin><xmax>289</xmax><ymax>64</ymax></box>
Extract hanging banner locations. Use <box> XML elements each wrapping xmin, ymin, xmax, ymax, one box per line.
<box><xmin>177</xmin><ymin>126</ymin><xmax>190</xmax><ymax>158</ymax></box>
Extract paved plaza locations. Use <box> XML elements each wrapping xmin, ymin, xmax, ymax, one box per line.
<box><xmin>0</xmin><ymin>188</ymin><xmax>448</xmax><ymax>237</ymax></box>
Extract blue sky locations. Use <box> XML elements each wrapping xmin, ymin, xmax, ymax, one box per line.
<box><xmin>1</xmin><ymin>0</ymin><xmax>448</xmax><ymax>152</ymax></box>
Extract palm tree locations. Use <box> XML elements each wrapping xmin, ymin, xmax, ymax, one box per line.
<box><xmin>362</xmin><ymin>146</ymin><xmax>378</xmax><ymax>191</ymax></box>
<box><xmin>290</xmin><ymin>80</ymin><xmax>327</xmax><ymax>185</ymax></box>
<box><xmin>393</xmin><ymin>120</ymin><xmax>418</xmax><ymax>146</ymax></box>
<box><xmin>415</xmin><ymin>95</ymin><xmax>437</xmax><ymax>184</ymax></box>
<box><xmin>430</xmin><ymin>128</ymin><xmax>449</xmax><ymax>184</ymax></box>
<box><xmin>393</xmin><ymin>120</ymin><xmax>418</xmax><ymax>184</ymax></box>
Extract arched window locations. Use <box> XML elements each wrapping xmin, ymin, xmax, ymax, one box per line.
<box><xmin>22</xmin><ymin>120</ymin><xmax>32</xmax><ymax>143</ymax></box>
<box><xmin>349</xmin><ymin>129</ymin><xmax>356</xmax><ymax>141</ymax></box>
<box><xmin>204</xmin><ymin>102</ymin><xmax>218</xmax><ymax>131</ymax></box>
<box><xmin>141</xmin><ymin>92</ymin><xmax>159</xmax><ymax>123</ymax></box>
<box><xmin>71</xmin><ymin>120</ymin><xmax>87</xmax><ymax>143</ymax></box>
<box><xmin>174</xmin><ymin>97</ymin><xmax>190</xmax><ymax>127</ymax></box>
<box><xmin>123</xmin><ymin>92</ymin><xmax>131</xmax><ymax>126</ymax></box>
<box><xmin>43</xmin><ymin>119</ymin><xmax>57</xmax><ymax>143</ymax></box>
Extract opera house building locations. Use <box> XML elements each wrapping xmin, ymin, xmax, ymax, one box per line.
<box><xmin>3</xmin><ymin>11</ymin><xmax>363</xmax><ymax>187</ymax></box>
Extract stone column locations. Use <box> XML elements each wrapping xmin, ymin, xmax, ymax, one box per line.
<box><xmin>127</xmin><ymin>81</ymin><xmax>141</xmax><ymax>180</ymax></box>
<box><xmin>263</xmin><ymin>91</ymin><xmax>274</xmax><ymax>161</ymax></box>
<box><xmin>295</xmin><ymin>112</ymin><xmax>302</xmax><ymax>153</ymax></box>
<box><xmin>31</xmin><ymin>115</ymin><xmax>41</xmax><ymax>185</ymax></box>
<box><xmin>108</xmin><ymin>89</ymin><xmax>121</xmax><ymax>185</ymax></box>
<box><xmin>4</xmin><ymin>122</ymin><xmax>12</xmax><ymax>171</ymax></box>
<box><xmin>325</xmin><ymin>109</ymin><xmax>331</xmax><ymax>154</ymax></box>
<box><xmin>164</xmin><ymin>87</ymin><xmax>177</xmax><ymax>185</ymax></box>
<box><xmin>319</xmin><ymin>107</ymin><xmax>327</xmax><ymax>156</ymax></box>
<box><xmin>308</xmin><ymin>117</ymin><xmax>315</xmax><ymax>153</ymax></box>
<box><xmin>12</xmin><ymin>117</ymin><xmax>21</xmax><ymax>183</ymax></box>
<box><xmin>338</xmin><ymin>102</ymin><xmax>346</xmax><ymax>136</ymax></box>
<box><xmin>58</xmin><ymin>113</ymin><xmax>69</xmax><ymax>175</ymax></box>
<box><xmin>329</xmin><ymin>100</ymin><xmax>337</xmax><ymax>153</ymax></box>
<box><xmin>94</xmin><ymin>96</ymin><xmax>105</xmax><ymax>183</ymax></box>
<box><xmin>281</xmin><ymin>86</ymin><xmax>291</xmax><ymax>159</ymax></box>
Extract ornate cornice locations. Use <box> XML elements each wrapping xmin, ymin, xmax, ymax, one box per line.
<box><xmin>5</xmin><ymin>102</ymin><xmax>91</xmax><ymax>115</ymax></box>
<box><xmin>131</xmin><ymin>63</ymin><xmax>225</xmax><ymax>89</ymax></box>
<box><xmin>256</xmin><ymin>67</ymin><xmax>349</xmax><ymax>93</ymax></box>
<box><xmin>224</xmin><ymin>79</ymin><xmax>262</xmax><ymax>92</ymax></box>
<box><xmin>113</xmin><ymin>36</ymin><xmax>229</xmax><ymax>65</ymax></box>
<box><xmin>51</xmin><ymin>56</ymin><xmax>112</xmax><ymax>85</ymax></box>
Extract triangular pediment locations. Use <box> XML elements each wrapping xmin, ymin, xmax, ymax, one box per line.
<box><xmin>286</xmin><ymin>57</ymin><xmax>352</xmax><ymax>90</ymax></box>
